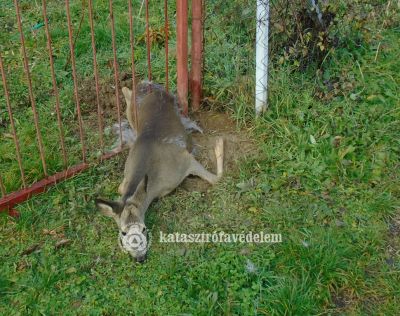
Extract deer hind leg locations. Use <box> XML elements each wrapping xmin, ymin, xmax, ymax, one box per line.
<box><xmin>214</xmin><ymin>137</ymin><xmax>224</xmax><ymax>178</ymax></box>
<box><xmin>118</xmin><ymin>178</ymin><xmax>128</xmax><ymax>195</ymax></box>
<box><xmin>188</xmin><ymin>137</ymin><xmax>224</xmax><ymax>184</ymax></box>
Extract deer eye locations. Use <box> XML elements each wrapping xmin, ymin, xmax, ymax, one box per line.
<box><xmin>121</xmin><ymin>231</ymin><xmax>127</xmax><ymax>236</ymax></box>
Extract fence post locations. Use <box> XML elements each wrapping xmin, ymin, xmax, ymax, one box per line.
<box><xmin>164</xmin><ymin>0</ymin><xmax>169</xmax><ymax>92</ymax></box>
<box><xmin>176</xmin><ymin>0</ymin><xmax>188</xmax><ymax>115</ymax></box>
<box><xmin>255</xmin><ymin>0</ymin><xmax>269</xmax><ymax>115</ymax></box>
<box><xmin>145</xmin><ymin>0</ymin><xmax>152</xmax><ymax>81</ymax></box>
<box><xmin>191</xmin><ymin>0</ymin><xmax>203</xmax><ymax>111</ymax></box>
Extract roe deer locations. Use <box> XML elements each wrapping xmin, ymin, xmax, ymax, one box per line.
<box><xmin>95</xmin><ymin>83</ymin><xmax>223</xmax><ymax>262</ymax></box>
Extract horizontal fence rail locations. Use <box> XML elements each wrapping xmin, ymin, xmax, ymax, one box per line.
<box><xmin>0</xmin><ymin>0</ymin><xmax>203</xmax><ymax>216</ymax></box>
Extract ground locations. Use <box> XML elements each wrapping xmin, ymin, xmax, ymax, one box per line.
<box><xmin>1</xmin><ymin>0</ymin><xmax>400</xmax><ymax>315</ymax></box>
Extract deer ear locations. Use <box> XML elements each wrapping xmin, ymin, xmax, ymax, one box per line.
<box><xmin>95</xmin><ymin>198</ymin><xmax>123</xmax><ymax>217</ymax></box>
<box><xmin>122</xmin><ymin>87</ymin><xmax>132</xmax><ymax>106</ymax></box>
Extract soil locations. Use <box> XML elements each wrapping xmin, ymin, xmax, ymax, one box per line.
<box><xmin>79</xmin><ymin>72</ymin><xmax>136</xmax><ymax>119</ymax></box>
<box><xmin>182</xmin><ymin>111</ymin><xmax>257</xmax><ymax>192</ymax></box>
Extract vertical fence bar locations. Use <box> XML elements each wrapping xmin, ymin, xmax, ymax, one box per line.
<box><xmin>109</xmin><ymin>0</ymin><xmax>123</xmax><ymax>148</ymax></box>
<box><xmin>201</xmin><ymin>0</ymin><xmax>205</xmax><ymax>83</ymax></box>
<box><xmin>164</xmin><ymin>0</ymin><xmax>169</xmax><ymax>92</ymax></box>
<box><xmin>145</xmin><ymin>0</ymin><xmax>152</xmax><ymax>82</ymax></box>
<box><xmin>42</xmin><ymin>0</ymin><xmax>68</xmax><ymax>167</ymax></box>
<box><xmin>255</xmin><ymin>0</ymin><xmax>269</xmax><ymax>115</ymax></box>
<box><xmin>191</xmin><ymin>0</ymin><xmax>202</xmax><ymax>111</ymax></box>
<box><xmin>176</xmin><ymin>0</ymin><xmax>188</xmax><ymax>115</ymax></box>
<box><xmin>65</xmin><ymin>0</ymin><xmax>87</xmax><ymax>162</ymax></box>
<box><xmin>88</xmin><ymin>0</ymin><xmax>104</xmax><ymax>152</ymax></box>
<box><xmin>0</xmin><ymin>54</ymin><xmax>26</xmax><ymax>188</ymax></box>
<box><xmin>14</xmin><ymin>0</ymin><xmax>48</xmax><ymax>176</ymax></box>
<box><xmin>128</xmin><ymin>0</ymin><xmax>138</xmax><ymax>131</ymax></box>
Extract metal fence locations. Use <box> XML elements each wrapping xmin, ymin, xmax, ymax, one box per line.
<box><xmin>0</xmin><ymin>0</ymin><xmax>203</xmax><ymax>216</ymax></box>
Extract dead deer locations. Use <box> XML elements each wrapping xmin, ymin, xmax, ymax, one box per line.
<box><xmin>95</xmin><ymin>83</ymin><xmax>224</xmax><ymax>263</ymax></box>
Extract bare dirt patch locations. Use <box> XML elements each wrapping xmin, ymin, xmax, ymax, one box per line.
<box><xmin>182</xmin><ymin>111</ymin><xmax>257</xmax><ymax>191</ymax></box>
<box><xmin>79</xmin><ymin>72</ymin><xmax>134</xmax><ymax>119</ymax></box>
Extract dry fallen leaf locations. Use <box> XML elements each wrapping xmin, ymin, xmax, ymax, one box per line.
<box><xmin>42</xmin><ymin>226</ymin><xmax>65</xmax><ymax>239</ymax></box>
<box><xmin>16</xmin><ymin>259</ymin><xmax>30</xmax><ymax>271</ymax></box>
<box><xmin>54</xmin><ymin>239</ymin><xmax>72</xmax><ymax>250</ymax></box>
<box><xmin>21</xmin><ymin>243</ymin><xmax>42</xmax><ymax>256</ymax></box>
<box><xmin>333</xmin><ymin>136</ymin><xmax>342</xmax><ymax>148</ymax></box>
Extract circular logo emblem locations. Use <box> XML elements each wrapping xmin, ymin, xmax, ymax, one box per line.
<box><xmin>122</xmin><ymin>223</ymin><xmax>152</xmax><ymax>253</ymax></box>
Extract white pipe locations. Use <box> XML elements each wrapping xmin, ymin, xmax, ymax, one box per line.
<box><xmin>308</xmin><ymin>0</ymin><xmax>325</xmax><ymax>29</ymax></box>
<box><xmin>255</xmin><ymin>0</ymin><xmax>269</xmax><ymax>115</ymax></box>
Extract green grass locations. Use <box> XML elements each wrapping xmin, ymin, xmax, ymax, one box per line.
<box><xmin>1</xmin><ymin>0</ymin><xmax>400</xmax><ymax>315</ymax></box>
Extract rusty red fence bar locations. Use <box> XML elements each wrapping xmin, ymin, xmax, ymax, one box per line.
<box><xmin>0</xmin><ymin>54</ymin><xmax>27</xmax><ymax>188</ymax></box>
<box><xmin>42</xmin><ymin>0</ymin><xmax>68</xmax><ymax>167</ymax></box>
<box><xmin>109</xmin><ymin>0</ymin><xmax>123</xmax><ymax>148</ymax></box>
<box><xmin>65</xmin><ymin>0</ymin><xmax>87</xmax><ymax>162</ymax></box>
<box><xmin>0</xmin><ymin>150</ymin><xmax>121</xmax><ymax>214</ymax></box>
<box><xmin>164</xmin><ymin>0</ymin><xmax>169</xmax><ymax>92</ymax></box>
<box><xmin>129</xmin><ymin>0</ymin><xmax>138</xmax><ymax>131</ymax></box>
<box><xmin>201</xmin><ymin>0</ymin><xmax>206</xmax><ymax>86</ymax></box>
<box><xmin>88</xmin><ymin>0</ymin><xmax>105</xmax><ymax>153</ymax></box>
<box><xmin>145</xmin><ymin>0</ymin><xmax>152</xmax><ymax>81</ymax></box>
<box><xmin>14</xmin><ymin>0</ymin><xmax>48</xmax><ymax>176</ymax></box>
<box><xmin>176</xmin><ymin>0</ymin><xmax>189</xmax><ymax>115</ymax></box>
<box><xmin>191</xmin><ymin>0</ymin><xmax>203</xmax><ymax>111</ymax></box>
